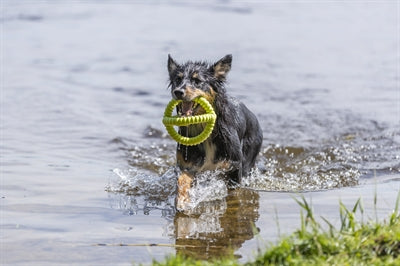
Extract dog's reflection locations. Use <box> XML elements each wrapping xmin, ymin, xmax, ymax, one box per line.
<box><xmin>174</xmin><ymin>188</ymin><xmax>260</xmax><ymax>260</ymax></box>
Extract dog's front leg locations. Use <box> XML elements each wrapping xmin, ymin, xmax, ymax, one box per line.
<box><xmin>176</xmin><ymin>171</ymin><xmax>194</xmax><ymax>211</ymax></box>
<box><xmin>227</xmin><ymin>161</ymin><xmax>243</xmax><ymax>186</ymax></box>
<box><xmin>225</xmin><ymin>132</ymin><xmax>244</xmax><ymax>185</ymax></box>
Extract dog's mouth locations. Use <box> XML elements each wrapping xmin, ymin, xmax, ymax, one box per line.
<box><xmin>178</xmin><ymin>101</ymin><xmax>201</xmax><ymax>117</ymax></box>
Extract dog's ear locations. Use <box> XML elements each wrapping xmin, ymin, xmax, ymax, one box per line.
<box><xmin>168</xmin><ymin>54</ymin><xmax>179</xmax><ymax>77</ymax></box>
<box><xmin>211</xmin><ymin>54</ymin><xmax>232</xmax><ymax>81</ymax></box>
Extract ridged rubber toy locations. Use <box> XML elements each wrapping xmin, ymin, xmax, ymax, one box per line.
<box><xmin>162</xmin><ymin>97</ymin><xmax>216</xmax><ymax>146</ymax></box>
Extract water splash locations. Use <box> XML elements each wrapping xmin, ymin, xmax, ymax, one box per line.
<box><xmin>106</xmin><ymin>166</ymin><xmax>229</xmax><ymax>215</ymax></box>
<box><xmin>106</xmin><ymin>167</ymin><xmax>177</xmax><ymax>215</ymax></box>
<box><xmin>108</xmin><ymin>116</ymin><xmax>399</xmax><ymax>212</ymax></box>
<box><xmin>242</xmin><ymin>144</ymin><xmax>361</xmax><ymax>192</ymax></box>
<box><xmin>179</xmin><ymin>169</ymin><xmax>228</xmax><ymax>214</ymax></box>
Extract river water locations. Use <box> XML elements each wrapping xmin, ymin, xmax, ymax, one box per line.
<box><xmin>1</xmin><ymin>1</ymin><xmax>399</xmax><ymax>265</ymax></box>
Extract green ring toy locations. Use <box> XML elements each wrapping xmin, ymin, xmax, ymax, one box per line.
<box><xmin>162</xmin><ymin>97</ymin><xmax>216</xmax><ymax>146</ymax></box>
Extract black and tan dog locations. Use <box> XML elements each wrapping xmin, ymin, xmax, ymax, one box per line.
<box><xmin>167</xmin><ymin>54</ymin><xmax>263</xmax><ymax>210</ymax></box>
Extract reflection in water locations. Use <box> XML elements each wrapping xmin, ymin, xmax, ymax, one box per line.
<box><xmin>107</xmin><ymin>113</ymin><xmax>399</xmax><ymax>260</ymax></box>
<box><xmin>107</xmin><ymin>169</ymin><xmax>260</xmax><ymax>260</ymax></box>
<box><xmin>174</xmin><ymin>188</ymin><xmax>259</xmax><ymax>259</ymax></box>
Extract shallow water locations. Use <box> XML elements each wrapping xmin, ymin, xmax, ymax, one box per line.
<box><xmin>1</xmin><ymin>1</ymin><xmax>399</xmax><ymax>264</ymax></box>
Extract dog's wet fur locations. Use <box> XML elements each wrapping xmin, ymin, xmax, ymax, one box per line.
<box><xmin>167</xmin><ymin>54</ymin><xmax>263</xmax><ymax>210</ymax></box>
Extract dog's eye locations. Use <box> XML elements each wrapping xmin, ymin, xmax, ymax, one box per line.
<box><xmin>175</xmin><ymin>76</ymin><xmax>182</xmax><ymax>84</ymax></box>
<box><xmin>192</xmin><ymin>77</ymin><xmax>201</xmax><ymax>85</ymax></box>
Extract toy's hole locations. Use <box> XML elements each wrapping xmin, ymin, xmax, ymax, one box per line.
<box><xmin>162</xmin><ymin>97</ymin><xmax>216</xmax><ymax>146</ymax></box>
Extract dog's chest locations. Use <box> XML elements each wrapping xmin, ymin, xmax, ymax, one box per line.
<box><xmin>178</xmin><ymin>125</ymin><xmax>229</xmax><ymax>172</ymax></box>
<box><xmin>199</xmin><ymin>140</ymin><xmax>217</xmax><ymax>171</ymax></box>
<box><xmin>188</xmin><ymin>125</ymin><xmax>218</xmax><ymax>170</ymax></box>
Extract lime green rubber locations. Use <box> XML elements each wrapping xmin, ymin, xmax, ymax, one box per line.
<box><xmin>162</xmin><ymin>97</ymin><xmax>216</xmax><ymax>146</ymax></box>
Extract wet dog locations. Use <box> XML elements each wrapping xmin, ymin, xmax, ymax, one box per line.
<box><xmin>167</xmin><ymin>54</ymin><xmax>263</xmax><ymax>210</ymax></box>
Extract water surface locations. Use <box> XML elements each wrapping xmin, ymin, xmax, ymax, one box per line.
<box><xmin>1</xmin><ymin>1</ymin><xmax>399</xmax><ymax>264</ymax></box>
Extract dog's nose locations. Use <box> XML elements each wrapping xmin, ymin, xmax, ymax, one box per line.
<box><xmin>173</xmin><ymin>89</ymin><xmax>184</xmax><ymax>99</ymax></box>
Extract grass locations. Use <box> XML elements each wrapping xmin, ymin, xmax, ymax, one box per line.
<box><xmin>152</xmin><ymin>193</ymin><xmax>400</xmax><ymax>266</ymax></box>
<box><xmin>251</xmin><ymin>195</ymin><xmax>400</xmax><ymax>266</ymax></box>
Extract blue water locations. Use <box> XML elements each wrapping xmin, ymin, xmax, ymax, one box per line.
<box><xmin>1</xmin><ymin>1</ymin><xmax>399</xmax><ymax>264</ymax></box>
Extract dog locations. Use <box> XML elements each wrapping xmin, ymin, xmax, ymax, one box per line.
<box><xmin>167</xmin><ymin>54</ymin><xmax>263</xmax><ymax>210</ymax></box>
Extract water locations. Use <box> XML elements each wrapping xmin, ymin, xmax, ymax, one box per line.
<box><xmin>1</xmin><ymin>1</ymin><xmax>399</xmax><ymax>264</ymax></box>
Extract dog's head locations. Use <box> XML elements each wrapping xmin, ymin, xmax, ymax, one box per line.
<box><xmin>167</xmin><ymin>54</ymin><xmax>232</xmax><ymax>116</ymax></box>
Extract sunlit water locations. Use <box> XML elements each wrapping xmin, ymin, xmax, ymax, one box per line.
<box><xmin>2</xmin><ymin>1</ymin><xmax>399</xmax><ymax>264</ymax></box>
